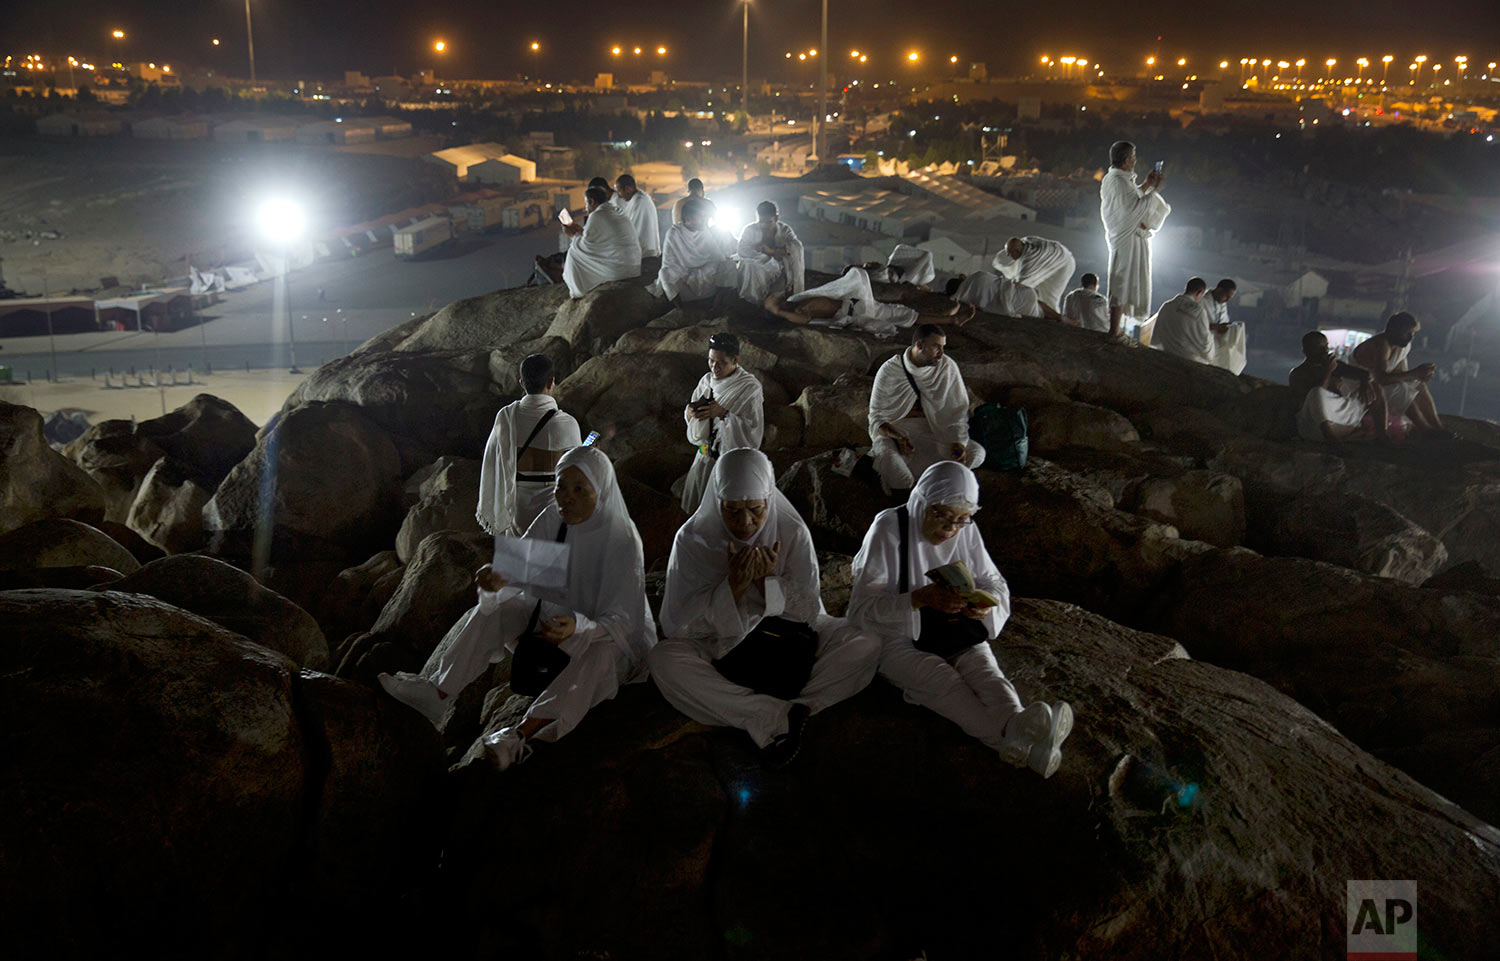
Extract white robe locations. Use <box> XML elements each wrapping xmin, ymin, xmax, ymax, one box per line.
<box><xmin>476</xmin><ymin>393</ymin><xmax>583</xmax><ymax>537</ymax></box>
<box><xmin>1149</xmin><ymin>293</ymin><xmax>1215</xmax><ymax>365</ymax></box>
<box><xmin>953</xmin><ymin>271</ymin><xmax>1042</xmax><ymax>319</ymax></box>
<box><xmin>1100</xmin><ymin>167</ymin><xmax>1170</xmax><ymax>318</ymax></box>
<box><xmin>882</xmin><ymin>244</ymin><xmax>936</xmax><ymax>286</ymax></box>
<box><xmin>789</xmin><ymin>266</ymin><xmax>919</xmax><ymax>338</ymax></box>
<box><xmin>736</xmin><ymin>220</ymin><xmax>806</xmax><ymax>302</ymax></box>
<box><xmin>869</xmin><ymin>349</ymin><xmax>983</xmax><ymax>491</ymax></box>
<box><xmin>650</xmin><ymin>222</ymin><xmax>736</xmax><ymax>301</ymax></box>
<box><xmin>650</xmin><ymin>449</ymin><xmax>879</xmax><ymax>747</ymax></box>
<box><xmin>562</xmin><ymin>204</ymin><xmax>642</xmax><ymax>298</ymax></box>
<box><xmin>611</xmin><ymin>189</ymin><xmax>661</xmax><ymax>257</ymax></box>
<box><xmin>848</xmin><ymin>461</ymin><xmax>1022</xmax><ymax>749</ymax></box>
<box><xmin>993</xmin><ymin>237</ymin><xmax>1075</xmax><ymax>310</ymax></box>
<box><xmin>1062</xmin><ymin>287</ymin><xmax>1111</xmax><ymax>332</ymax></box>
<box><xmin>681</xmin><ymin>366</ymin><xmax>765</xmax><ymax>513</ymax></box>
<box><xmin>1297</xmin><ymin>386</ymin><xmax>1369</xmax><ymax>442</ymax></box>
<box><xmin>672</xmin><ymin>194</ymin><xmax>717</xmax><ymax>226</ymax></box>
<box><xmin>424</xmin><ymin>447</ymin><xmax>656</xmax><ymax>743</ymax></box>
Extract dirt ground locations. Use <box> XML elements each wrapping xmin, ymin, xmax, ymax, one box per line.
<box><xmin>1</xmin><ymin>366</ymin><xmax>306</xmax><ymax>428</ymax></box>
<box><xmin>0</xmin><ymin>136</ymin><xmax>448</xmax><ymax>296</ymax></box>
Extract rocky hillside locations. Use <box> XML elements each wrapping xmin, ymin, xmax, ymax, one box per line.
<box><xmin>3</xmin><ymin>271</ymin><xmax>1499</xmax><ymax>959</ymax></box>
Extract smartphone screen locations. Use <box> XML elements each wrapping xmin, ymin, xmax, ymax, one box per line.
<box><xmin>557</xmin><ymin>207</ymin><xmax>573</xmax><ymax>226</ymax></box>
<box><xmin>1153</xmin><ymin>160</ymin><xmax>1165</xmax><ymax>173</ymax></box>
<box><xmin>582</xmin><ymin>430</ymin><xmax>599</xmax><ymax>446</ymax></box>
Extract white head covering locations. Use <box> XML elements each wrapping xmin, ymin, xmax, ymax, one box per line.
<box><xmin>907</xmin><ymin>460</ymin><xmax>981</xmax><ymax>517</ymax></box>
<box><xmin>526</xmin><ymin>446</ymin><xmax>656</xmax><ymax>664</ymax></box>
<box><xmin>660</xmin><ymin>448</ymin><xmax>823</xmax><ymax>641</ymax></box>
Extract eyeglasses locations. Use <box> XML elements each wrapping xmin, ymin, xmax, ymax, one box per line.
<box><xmin>929</xmin><ymin>508</ymin><xmax>973</xmax><ymax>527</ymax></box>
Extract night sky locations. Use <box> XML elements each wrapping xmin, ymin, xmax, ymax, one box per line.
<box><xmin>10</xmin><ymin>0</ymin><xmax>1499</xmax><ymax>82</ymax></box>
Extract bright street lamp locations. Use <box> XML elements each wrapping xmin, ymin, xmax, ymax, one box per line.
<box><xmin>111</xmin><ymin>29</ymin><xmax>125</xmax><ymax>39</ymax></box>
<box><xmin>907</xmin><ymin>51</ymin><xmax>919</xmax><ymax>63</ymax></box>
<box><xmin>1295</xmin><ymin>58</ymin><xmax>1305</xmax><ymax>81</ymax></box>
<box><xmin>657</xmin><ymin>45</ymin><xmax>667</xmax><ymax>55</ymax></box>
<box><xmin>434</xmin><ymin>40</ymin><xmax>446</xmax><ymax>53</ymax></box>
<box><xmin>1356</xmin><ymin>57</ymin><xmax>1368</xmax><ymax>82</ymax></box>
<box><xmin>1414</xmin><ymin>54</ymin><xmax>1427</xmax><ymax>86</ymax></box>
<box><xmin>257</xmin><ymin>199</ymin><xmax>306</xmax><ymax>373</ymax></box>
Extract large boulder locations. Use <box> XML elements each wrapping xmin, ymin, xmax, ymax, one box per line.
<box><xmin>1119</xmin><ymin>469</ymin><xmax>1246</xmax><ymax>548</ymax></box>
<box><xmin>391</xmin><ymin>283</ymin><xmax>568</xmax><ymax>353</ymax></box>
<box><xmin>1027</xmin><ymin>400</ymin><xmax>1141</xmax><ymax>454</ymax></box>
<box><xmin>102</xmin><ymin>554</ymin><xmax>330</xmax><ymax>669</ymax></box>
<box><xmin>320</xmin><ymin>550</ymin><xmax>405</xmax><ymax>662</ymax></box>
<box><xmin>205</xmin><ymin>401</ymin><xmax>404</xmax><ymax>563</ymax></box>
<box><xmin>555</xmin><ymin>351</ymin><xmax>715</xmax><ymax>465</ymax></box>
<box><xmin>545</xmin><ymin>279</ymin><xmax>662</xmax><ymax>357</ymax></box>
<box><xmin>435</xmin><ymin>598</ymin><xmax>1500</xmax><ymax>959</ymax></box>
<box><xmin>792</xmin><ymin>374</ymin><xmax>873</xmax><ymax>451</ymax></box>
<box><xmin>0</xmin><ymin>518</ymin><xmax>140</xmax><ymax>575</ymax></box>
<box><xmin>133</xmin><ymin>393</ymin><xmax>257</xmax><ymax>489</ymax></box>
<box><xmin>0</xmin><ymin>589</ymin><xmax>445</xmax><ymax>956</ymax></box>
<box><xmin>0</xmin><ymin>401</ymin><xmax>107</xmax><ymax>533</ymax></box>
<box><xmin>1262</xmin><ymin>490</ymin><xmax>1448</xmax><ymax>584</ymax></box>
<box><xmin>778</xmin><ymin>451</ymin><xmax>893</xmax><ymax>555</ymax></box>
<box><xmin>395</xmin><ymin>456</ymin><xmax>484</xmax><ymax>563</ymax></box>
<box><xmin>125</xmin><ymin>456</ymin><xmax>211</xmax><ymax>554</ymax></box>
<box><xmin>1146</xmin><ymin>548</ymin><xmax>1500</xmax><ymax>826</ymax></box>
<box><xmin>337</xmin><ymin>531</ymin><xmax>491</xmax><ymax>681</ymax></box>
<box><xmin>60</xmin><ymin>418</ymin><xmax>163</xmax><ymax>522</ymax></box>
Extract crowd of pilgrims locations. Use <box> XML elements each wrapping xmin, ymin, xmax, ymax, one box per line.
<box><xmin>381</xmin><ymin>332</ymin><xmax>1073</xmax><ymax>778</ymax></box>
<box><xmin>379</xmin><ymin>143</ymin><xmax>1453</xmax><ymax>771</ymax></box>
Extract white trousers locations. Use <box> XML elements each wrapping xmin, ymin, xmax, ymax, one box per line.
<box><xmin>649</xmin><ymin>621</ymin><xmax>880</xmax><ymax>748</ymax></box>
<box><xmin>878</xmin><ymin>639</ymin><xmax>1024</xmax><ymax>750</ymax></box>
<box><xmin>738</xmin><ymin>257</ymin><xmax>788</xmax><ymax>303</ymax></box>
<box><xmin>872</xmin><ymin>416</ymin><xmax>986</xmax><ymax>492</ymax></box>
<box><xmin>424</xmin><ymin>600</ymin><xmax>627</xmax><ymax>744</ymax></box>
<box><xmin>511</xmin><ymin>479</ymin><xmax>556</xmax><ymax>537</ymax></box>
<box><xmin>1031</xmin><ymin>252</ymin><xmax>1076</xmax><ymax>312</ymax></box>
<box><xmin>679</xmin><ymin>450</ymin><xmax>715</xmax><ymax>514</ymax></box>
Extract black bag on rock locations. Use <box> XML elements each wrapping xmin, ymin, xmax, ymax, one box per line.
<box><xmin>713</xmin><ymin>615</ymin><xmax>819</xmax><ymax>701</ymax></box>
<box><xmin>510</xmin><ymin>523</ymin><xmax>572</xmax><ymax>697</ymax></box>
<box><xmin>896</xmin><ymin>506</ymin><xmax>988</xmax><ymax>660</ymax></box>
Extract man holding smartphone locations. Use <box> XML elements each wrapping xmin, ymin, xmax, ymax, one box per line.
<box><xmin>1099</xmin><ymin>141</ymin><xmax>1170</xmax><ymax>339</ymax></box>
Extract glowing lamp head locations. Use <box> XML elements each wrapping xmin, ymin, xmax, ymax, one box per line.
<box><xmin>530</xmin><ymin>42</ymin><xmax>539</xmax><ymax>51</ymax></box>
<box><xmin>111</xmin><ymin>29</ymin><xmax>125</xmax><ymax>39</ymax></box>
<box><xmin>1383</xmin><ymin>55</ymin><xmax>1394</xmax><ymax>63</ymax></box>
<box><xmin>434</xmin><ymin>41</ymin><xmax>446</xmax><ymax>53</ymax></box>
<box><xmin>657</xmin><ymin>46</ymin><xmax>666</xmax><ymax>55</ymax></box>
<box><xmin>257</xmin><ymin>199</ymin><xmax>306</xmax><ymax>246</ymax></box>
<box><xmin>1177</xmin><ymin>57</ymin><xmax>1187</xmax><ymax>66</ymax></box>
<box><xmin>950</xmin><ymin>55</ymin><xmax>958</xmax><ymax>64</ymax></box>
<box><xmin>212</xmin><ymin>38</ymin><xmax>221</xmax><ymax>46</ymax></box>
<box><xmin>907</xmin><ymin>51</ymin><xmax>919</xmax><ymax>62</ymax></box>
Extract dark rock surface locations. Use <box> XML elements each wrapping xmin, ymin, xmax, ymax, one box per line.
<box><xmin>1</xmin><ymin>400</ymin><xmax>107</xmax><ymax>532</ymax></box>
<box><xmin>0</xmin><ymin>517</ymin><xmax>141</xmax><ymax>575</ymax></box>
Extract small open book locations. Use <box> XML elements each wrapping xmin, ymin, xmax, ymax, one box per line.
<box><xmin>925</xmin><ymin>560</ymin><xmax>1003</xmax><ymax>608</ymax></box>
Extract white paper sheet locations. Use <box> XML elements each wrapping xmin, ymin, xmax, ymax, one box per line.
<box><xmin>557</xmin><ymin>207</ymin><xmax>573</xmax><ymax>226</ymax></box>
<box><xmin>492</xmin><ymin>536</ymin><xmax>571</xmax><ymax>593</ymax></box>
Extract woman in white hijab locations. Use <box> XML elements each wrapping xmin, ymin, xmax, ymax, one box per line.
<box><xmin>651</xmin><ymin>448</ymin><xmax>879</xmax><ymax>765</ymax></box>
<box><xmin>849</xmin><ymin>461</ymin><xmax>1073</xmax><ymax>778</ymax></box>
<box><xmin>379</xmin><ymin>446</ymin><xmax>656</xmax><ymax>769</ymax></box>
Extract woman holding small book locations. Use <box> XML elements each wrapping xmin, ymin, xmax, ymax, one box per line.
<box><xmin>848</xmin><ymin>461</ymin><xmax>1074</xmax><ymax>778</ymax></box>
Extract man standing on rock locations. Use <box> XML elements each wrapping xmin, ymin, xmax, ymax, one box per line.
<box><xmin>477</xmin><ymin>353</ymin><xmax>583</xmax><ymax>537</ymax></box>
<box><xmin>992</xmin><ymin>236</ymin><xmax>1076</xmax><ymax>313</ymax></box>
<box><xmin>1100</xmin><ymin>141</ymin><xmax>1169</xmax><ymax>338</ymax></box>
<box><xmin>1350</xmin><ymin>311</ymin><xmax>1450</xmax><ymax>439</ymax></box>
<box><xmin>561</xmin><ymin>185</ymin><xmax>641</xmax><ymax>299</ymax></box>
<box><xmin>679</xmin><ymin>332</ymin><xmax>765</xmax><ymax>513</ymax></box>
<box><xmin>868</xmin><ymin>324</ymin><xmax>985</xmax><ymax>497</ymax></box>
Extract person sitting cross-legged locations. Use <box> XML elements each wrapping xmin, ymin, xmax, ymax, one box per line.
<box><xmin>649</xmin><ymin>448</ymin><xmax>881</xmax><ymax>766</ymax></box>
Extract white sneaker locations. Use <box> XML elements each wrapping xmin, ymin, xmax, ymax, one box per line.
<box><xmin>482</xmin><ymin>728</ymin><xmax>533</xmax><ymax>771</ymax></box>
<box><xmin>377</xmin><ymin>671</ymin><xmax>449</xmax><ymax>728</ymax></box>
<box><xmin>1001</xmin><ymin>701</ymin><xmax>1075</xmax><ymax>779</ymax></box>
<box><xmin>1026</xmin><ymin>701</ymin><xmax>1074</xmax><ymax>779</ymax></box>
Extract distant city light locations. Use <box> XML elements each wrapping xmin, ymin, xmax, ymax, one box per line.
<box><xmin>257</xmin><ymin>199</ymin><xmax>306</xmax><ymax>246</ymax></box>
<box><xmin>851</xmin><ymin>50</ymin><xmax>860</xmax><ymax>58</ymax></box>
<box><xmin>950</xmin><ymin>55</ymin><xmax>959</xmax><ymax>64</ymax></box>
<box><xmin>433</xmin><ymin>41</ymin><xmax>446</xmax><ymax>53</ymax></box>
<box><xmin>907</xmin><ymin>51</ymin><xmax>919</xmax><ymax>62</ymax></box>
<box><xmin>212</xmin><ymin>38</ymin><xmax>220</xmax><ymax>47</ymax></box>
<box><xmin>530</xmin><ymin>42</ymin><xmax>540</xmax><ymax>52</ymax></box>
<box><xmin>1177</xmin><ymin>57</ymin><xmax>1187</xmax><ymax>66</ymax></box>
<box><xmin>657</xmin><ymin>46</ymin><xmax>667</xmax><ymax>55</ymax></box>
<box><xmin>612</xmin><ymin>46</ymin><xmax>622</xmax><ymax>55</ymax></box>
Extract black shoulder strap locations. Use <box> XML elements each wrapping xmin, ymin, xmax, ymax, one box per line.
<box><xmin>523</xmin><ymin>521</ymin><xmax>570</xmax><ymax>635</ymax></box>
<box><xmin>896</xmin><ymin>506</ymin><xmax>910</xmax><ymax>594</ymax></box>
<box><xmin>899</xmin><ymin>352</ymin><xmax>922</xmax><ymax>402</ymax></box>
<box><xmin>517</xmin><ymin>408</ymin><xmax>559</xmax><ymax>459</ymax></box>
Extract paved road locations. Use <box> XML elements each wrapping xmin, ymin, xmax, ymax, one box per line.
<box><xmin>0</xmin><ymin>227</ymin><xmax>556</xmax><ymax>379</ymax></box>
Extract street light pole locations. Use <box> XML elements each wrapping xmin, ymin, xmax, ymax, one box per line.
<box><xmin>816</xmin><ymin>0</ymin><xmax>827</xmax><ymax>164</ymax></box>
<box><xmin>244</xmin><ymin>0</ymin><xmax>256</xmax><ymax>83</ymax></box>
<box><xmin>283</xmin><ymin>250</ymin><xmax>301</xmax><ymax>374</ymax></box>
<box><xmin>742</xmin><ymin>0</ymin><xmax>750</xmax><ymax>117</ymax></box>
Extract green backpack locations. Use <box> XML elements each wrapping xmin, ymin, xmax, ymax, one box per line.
<box><xmin>969</xmin><ymin>403</ymin><xmax>1028</xmax><ymax>472</ymax></box>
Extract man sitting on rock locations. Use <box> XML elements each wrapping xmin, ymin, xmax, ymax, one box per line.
<box><xmin>1295</xmin><ymin>347</ymin><xmax>1390</xmax><ymax>444</ymax></box>
<box><xmin>1061</xmin><ymin>273</ymin><xmax>1111</xmax><ymax>332</ymax></box>
<box><xmin>651</xmin><ymin>449</ymin><xmax>881</xmax><ymax>766</ymax></box>
<box><xmin>1350</xmin><ymin>311</ymin><xmax>1450</xmax><ymax>439</ymax></box>
<box><xmin>762</xmin><ymin>265</ymin><xmax>975</xmax><ymax>337</ymax></box>
<box><xmin>649</xmin><ymin>197</ymin><xmax>736</xmax><ymax>305</ymax></box>
<box><xmin>1289</xmin><ymin>331</ymin><xmax>1377</xmax><ymax>400</ymax></box>
<box><xmin>736</xmin><ymin>201</ymin><xmax>805</xmax><ymax>304</ymax></box>
<box><xmin>560</xmin><ymin>185</ymin><xmax>642</xmax><ymax>299</ymax></box>
<box><xmin>1147</xmin><ymin>277</ymin><xmax>1236</xmax><ymax>368</ymax></box>
<box><xmin>950</xmin><ymin>271</ymin><xmax>1062</xmax><ymax>321</ymax></box>
<box><xmin>611</xmin><ymin>173</ymin><xmax>661</xmax><ymax>261</ymax></box>
<box><xmin>679</xmin><ymin>332</ymin><xmax>764</xmax><ymax>513</ymax></box>
<box><xmin>868</xmin><ymin>324</ymin><xmax>985</xmax><ymax>497</ymax></box>
<box><xmin>477</xmin><ymin>353</ymin><xmax>583</xmax><ymax>537</ymax></box>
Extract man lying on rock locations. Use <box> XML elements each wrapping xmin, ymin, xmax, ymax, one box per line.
<box><xmin>379</xmin><ymin>447</ymin><xmax>656</xmax><ymax>770</ymax></box>
<box><xmin>868</xmin><ymin>324</ymin><xmax>986</xmax><ymax>498</ymax></box>
<box><xmin>849</xmin><ymin>461</ymin><xmax>1074</xmax><ymax>778</ymax></box>
<box><xmin>650</xmin><ymin>449</ymin><xmax>881</xmax><ymax>767</ymax></box>
<box><xmin>1289</xmin><ymin>331</ymin><xmax>1392</xmax><ymax>444</ymax></box>
<box><xmin>761</xmin><ymin>265</ymin><xmax>975</xmax><ymax>337</ymax></box>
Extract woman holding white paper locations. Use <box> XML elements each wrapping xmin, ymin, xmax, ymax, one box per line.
<box><xmin>848</xmin><ymin>461</ymin><xmax>1074</xmax><ymax>778</ymax></box>
<box><xmin>378</xmin><ymin>446</ymin><xmax>656</xmax><ymax>770</ymax></box>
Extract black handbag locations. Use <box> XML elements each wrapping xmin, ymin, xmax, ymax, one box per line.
<box><xmin>713</xmin><ymin>615</ymin><xmax>819</xmax><ymax>701</ymax></box>
<box><xmin>897</xmin><ymin>506</ymin><xmax>988</xmax><ymax>660</ymax></box>
<box><xmin>509</xmin><ymin>523</ymin><xmax>572</xmax><ymax>697</ymax></box>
